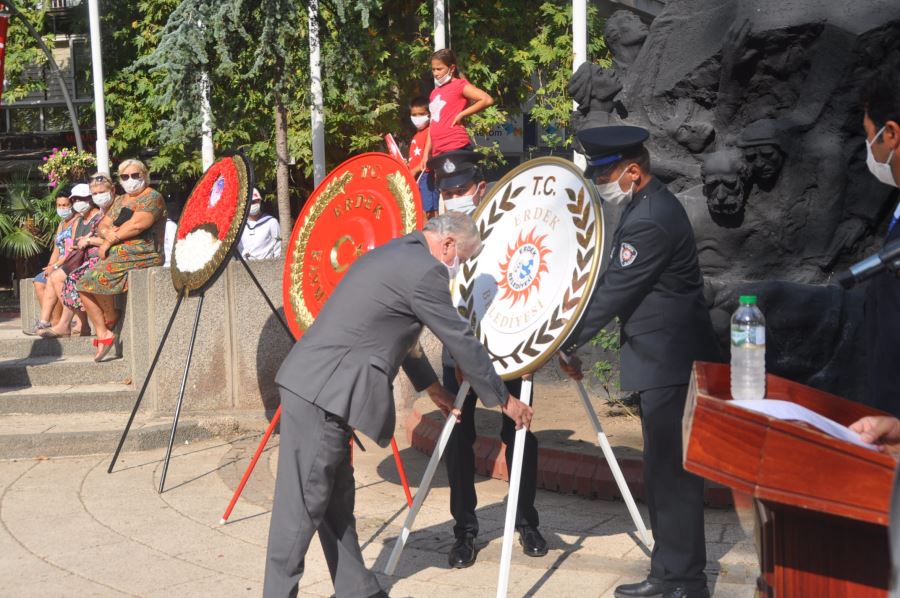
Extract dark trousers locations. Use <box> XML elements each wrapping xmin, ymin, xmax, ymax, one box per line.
<box><xmin>442</xmin><ymin>366</ymin><xmax>539</xmax><ymax>538</ymax></box>
<box><xmin>263</xmin><ymin>389</ymin><xmax>382</xmax><ymax>598</ymax></box>
<box><xmin>640</xmin><ymin>384</ymin><xmax>707</xmax><ymax>589</ymax></box>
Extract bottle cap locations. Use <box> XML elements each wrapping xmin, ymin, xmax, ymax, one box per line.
<box><xmin>739</xmin><ymin>295</ymin><xmax>757</xmax><ymax>305</ymax></box>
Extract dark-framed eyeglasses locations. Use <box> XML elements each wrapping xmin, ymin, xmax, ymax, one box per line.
<box><xmin>119</xmin><ymin>173</ymin><xmax>143</xmax><ymax>181</ymax></box>
<box><xmin>91</xmin><ymin>175</ymin><xmax>111</xmax><ymax>183</ymax></box>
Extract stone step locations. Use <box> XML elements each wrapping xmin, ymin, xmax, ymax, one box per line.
<box><xmin>0</xmin><ymin>411</ymin><xmax>268</xmax><ymax>459</ymax></box>
<box><xmin>0</xmin><ymin>383</ymin><xmax>137</xmax><ymax>414</ymax></box>
<box><xmin>0</xmin><ymin>354</ymin><xmax>130</xmax><ymax>387</ymax></box>
<box><xmin>0</xmin><ymin>332</ymin><xmax>98</xmax><ymax>360</ymax></box>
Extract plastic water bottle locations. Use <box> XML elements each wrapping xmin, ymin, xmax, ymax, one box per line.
<box><xmin>730</xmin><ymin>295</ymin><xmax>766</xmax><ymax>400</ymax></box>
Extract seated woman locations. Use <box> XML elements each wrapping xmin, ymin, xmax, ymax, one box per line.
<box><xmin>39</xmin><ymin>175</ymin><xmax>116</xmax><ymax>339</ymax></box>
<box><xmin>24</xmin><ymin>188</ymin><xmax>76</xmax><ymax>336</ymax></box>
<box><xmin>76</xmin><ymin>159</ymin><xmax>165</xmax><ymax>361</ymax></box>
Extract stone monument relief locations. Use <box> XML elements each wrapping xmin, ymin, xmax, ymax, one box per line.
<box><xmin>572</xmin><ymin>1</ymin><xmax>900</xmax><ymax>402</ymax></box>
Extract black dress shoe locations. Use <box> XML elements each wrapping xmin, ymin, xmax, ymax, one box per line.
<box><xmin>614</xmin><ymin>578</ymin><xmax>669</xmax><ymax>598</ymax></box>
<box><xmin>448</xmin><ymin>533</ymin><xmax>476</xmax><ymax>568</ymax></box>
<box><xmin>517</xmin><ymin>525</ymin><xmax>548</xmax><ymax>557</ymax></box>
<box><xmin>662</xmin><ymin>587</ymin><xmax>709</xmax><ymax>598</ymax></box>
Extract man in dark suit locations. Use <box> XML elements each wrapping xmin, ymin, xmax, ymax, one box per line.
<box><xmin>263</xmin><ymin>211</ymin><xmax>533</xmax><ymax>598</ymax></box>
<box><xmin>558</xmin><ymin>126</ymin><xmax>721</xmax><ymax>598</ymax></box>
<box><xmin>427</xmin><ymin>150</ymin><xmax>548</xmax><ymax>569</ymax></box>
<box><xmin>859</xmin><ymin>57</ymin><xmax>900</xmax><ymax>416</ymax></box>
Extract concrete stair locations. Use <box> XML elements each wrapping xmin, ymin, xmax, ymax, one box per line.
<box><xmin>0</xmin><ymin>314</ymin><xmax>262</xmax><ymax>459</ymax></box>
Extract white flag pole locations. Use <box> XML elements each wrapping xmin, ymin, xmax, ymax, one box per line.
<box><xmin>309</xmin><ymin>0</ymin><xmax>326</xmax><ymax>186</ymax></box>
<box><xmin>86</xmin><ymin>0</ymin><xmax>108</xmax><ymax>174</ymax></box>
<box><xmin>572</xmin><ymin>0</ymin><xmax>587</xmax><ymax>170</ymax></box>
<box><xmin>434</xmin><ymin>0</ymin><xmax>446</xmax><ymax>50</ymax></box>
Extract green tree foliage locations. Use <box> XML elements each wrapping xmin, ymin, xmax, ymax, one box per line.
<box><xmin>0</xmin><ymin>3</ymin><xmax>53</xmax><ymax>103</ymax></box>
<box><xmin>4</xmin><ymin>1</ymin><xmax>611</xmax><ymax>193</ymax></box>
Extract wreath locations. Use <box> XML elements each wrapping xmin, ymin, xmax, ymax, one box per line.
<box><xmin>170</xmin><ymin>154</ymin><xmax>253</xmax><ymax>294</ymax></box>
<box><xmin>458</xmin><ymin>183</ymin><xmax>597</xmax><ymax>372</ymax></box>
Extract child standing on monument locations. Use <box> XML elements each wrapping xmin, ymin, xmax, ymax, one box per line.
<box><xmin>425</xmin><ymin>49</ymin><xmax>494</xmax><ymax>159</ymax></box>
<box><xmin>408</xmin><ymin>96</ymin><xmax>439</xmax><ymax>219</ymax></box>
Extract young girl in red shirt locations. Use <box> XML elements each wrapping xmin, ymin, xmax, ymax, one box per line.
<box><xmin>425</xmin><ymin>49</ymin><xmax>494</xmax><ymax>159</ymax></box>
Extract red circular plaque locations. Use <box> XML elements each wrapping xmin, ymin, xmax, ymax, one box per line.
<box><xmin>283</xmin><ymin>153</ymin><xmax>423</xmax><ymax>338</ymax></box>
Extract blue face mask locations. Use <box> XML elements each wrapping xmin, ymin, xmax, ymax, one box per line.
<box><xmin>57</xmin><ymin>207</ymin><xmax>73</xmax><ymax>220</ymax></box>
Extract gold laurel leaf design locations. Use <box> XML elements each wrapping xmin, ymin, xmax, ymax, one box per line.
<box><xmin>386</xmin><ymin>170</ymin><xmax>418</xmax><ymax>236</ymax></box>
<box><xmin>289</xmin><ymin>171</ymin><xmax>353</xmax><ymax>332</ymax></box>
<box><xmin>469</xmin><ymin>184</ymin><xmax>595</xmax><ymax>366</ymax></box>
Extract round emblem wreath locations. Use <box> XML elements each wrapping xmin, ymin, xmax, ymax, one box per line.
<box><xmin>457</xmin><ymin>159</ymin><xmax>603</xmax><ymax>379</ymax></box>
<box><xmin>170</xmin><ymin>154</ymin><xmax>253</xmax><ymax>294</ymax></box>
<box><xmin>282</xmin><ymin>153</ymin><xmax>422</xmax><ymax>339</ymax></box>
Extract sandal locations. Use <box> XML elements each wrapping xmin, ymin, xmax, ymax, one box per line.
<box><xmin>93</xmin><ymin>335</ymin><xmax>116</xmax><ymax>362</ymax></box>
<box><xmin>38</xmin><ymin>328</ymin><xmax>70</xmax><ymax>339</ymax></box>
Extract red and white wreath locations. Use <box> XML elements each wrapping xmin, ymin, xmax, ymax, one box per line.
<box><xmin>170</xmin><ymin>155</ymin><xmax>253</xmax><ymax>293</ymax></box>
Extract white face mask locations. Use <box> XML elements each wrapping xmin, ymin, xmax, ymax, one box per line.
<box><xmin>121</xmin><ymin>177</ymin><xmax>145</xmax><ymax>194</ymax></box>
<box><xmin>92</xmin><ymin>192</ymin><xmax>113</xmax><ymax>208</ymax></box>
<box><xmin>434</xmin><ymin>70</ymin><xmax>452</xmax><ymax>87</ymax></box>
<box><xmin>445</xmin><ymin>253</ymin><xmax>460</xmax><ymax>280</ymax></box>
<box><xmin>57</xmin><ymin>207</ymin><xmax>73</xmax><ymax>220</ymax></box>
<box><xmin>249</xmin><ymin>203</ymin><xmax>261</xmax><ymax>216</ymax></box>
<box><xmin>411</xmin><ymin>114</ymin><xmax>430</xmax><ymax>130</ymax></box>
<box><xmin>866</xmin><ymin>126</ymin><xmax>897</xmax><ymax>188</ymax></box>
<box><xmin>73</xmin><ymin>200</ymin><xmax>91</xmax><ymax>214</ymax></box>
<box><xmin>595</xmin><ymin>169</ymin><xmax>634</xmax><ymax>206</ymax></box>
<box><xmin>443</xmin><ymin>194</ymin><xmax>476</xmax><ymax>215</ymax></box>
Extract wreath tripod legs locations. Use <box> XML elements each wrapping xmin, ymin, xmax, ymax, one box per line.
<box><xmin>158</xmin><ymin>293</ymin><xmax>205</xmax><ymax>494</ymax></box>
<box><xmin>108</xmin><ymin>293</ymin><xmax>184</xmax><ymax>474</ymax></box>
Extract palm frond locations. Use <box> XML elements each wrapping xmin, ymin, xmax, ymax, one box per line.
<box><xmin>0</xmin><ymin>228</ymin><xmax>42</xmax><ymax>259</ymax></box>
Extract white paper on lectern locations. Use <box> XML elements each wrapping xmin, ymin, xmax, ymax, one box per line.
<box><xmin>732</xmin><ymin>399</ymin><xmax>878</xmax><ymax>451</ymax></box>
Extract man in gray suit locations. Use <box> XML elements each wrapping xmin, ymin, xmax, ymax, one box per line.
<box><xmin>263</xmin><ymin>211</ymin><xmax>533</xmax><ymax>598</ymax></box>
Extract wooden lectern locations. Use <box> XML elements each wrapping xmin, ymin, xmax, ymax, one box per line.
<box><xmin>684</xmin><ymin>362</ymin><xmax>896</xmax><ymax>597</ymax></box>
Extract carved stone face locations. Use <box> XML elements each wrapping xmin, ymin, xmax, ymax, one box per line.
<box><xmin>593</xmin><ymin>67</ymin><xmax>623</xmax><ymax>102</ymax></box>
<box><xmin>704</xmin><ymin>173</ymin><xmax>745</xmax><ymax>215</ymax></box>
<box><xmin>742</xmin><ymin>143</ymin><xmax>784</xmax><ymax>184</ymax></box>
<box><xmin>702</xmin><ymin>150</ymin><xmax>747</xmax><ymax>217</ymax></box>
<box><xmin>605</xmin><ymin>11</ymin><xmax>649</xmax><ymax>63</ymax></box>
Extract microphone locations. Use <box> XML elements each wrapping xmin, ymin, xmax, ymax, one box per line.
<box><xmin>836</xmin><ymin>238</ymin><xmax>900</xmax><ymax>289</ymax></box>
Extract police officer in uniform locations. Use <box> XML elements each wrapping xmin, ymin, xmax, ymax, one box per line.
<box><xmin>427</xmin><ymin>150</ymin><xmax>549</xmax><ymax>568</ymax></box>
<box><xmin>559</xmin><ymin>126</ymin><xmax>720</xmax><ymax>598</ymax></box>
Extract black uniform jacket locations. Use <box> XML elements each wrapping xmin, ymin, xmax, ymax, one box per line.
<box><xmin>865</xmin><ymin>221</ymin><xmax>900</xmax><ymax>416</ymax></box>
<box><xmin>563</xmin><ymin>177</ymin><xmax>721</xmax><ymax>391</ymax></box>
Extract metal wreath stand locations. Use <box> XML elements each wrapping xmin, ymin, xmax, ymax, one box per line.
<box><xmin>383</xmin><ymin>158</ymin><xmax>652</xmax><ymax>597</ymax></box>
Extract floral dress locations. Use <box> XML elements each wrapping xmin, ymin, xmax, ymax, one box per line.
<box><xmin>61</xmin><ymin>211</ymin><xmax>104</xmax><ymax>310</ymax></box>
<box><xmin>75</xmin><ymin>188</ymin><xmax>166</xmax><ymax>295</ymax></box>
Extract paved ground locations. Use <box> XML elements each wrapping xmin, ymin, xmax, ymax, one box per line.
<box><xmin>0</xmin><ymin>430</ymin><xmax>759</xmax><ymax>597</ymax></box>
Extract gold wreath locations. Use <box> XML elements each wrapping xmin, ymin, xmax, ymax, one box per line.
<box><xmin>289</xmin><ymin>171</ymin><xmax>353</xmax><ymax>332</ymax></box>
<box><xmin>458</xmin><ymin>179</ymin><xmax>598</xmax><ymax>375</ymax></box>
<box><xmin>287</xmin><ymin>168</ymin><xmax>418</xmax><ymax>333</ymax></box>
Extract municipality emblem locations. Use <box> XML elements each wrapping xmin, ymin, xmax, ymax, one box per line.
<box><xmin>497</xmin><ymin>228</ymin><xmax>551</xmax><ymax>306</ymax></box>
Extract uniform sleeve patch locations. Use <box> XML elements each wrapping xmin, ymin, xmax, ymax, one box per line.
<box><xmin>619</xmin><ymin>242</ymin><xmax>638</xmax><ymax>267</ymax></box>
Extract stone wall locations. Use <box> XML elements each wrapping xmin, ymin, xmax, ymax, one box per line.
<box><xmin>20</xmin><ymin>258</ymin><xmax>614</xmax><ymax>420</ymax></box>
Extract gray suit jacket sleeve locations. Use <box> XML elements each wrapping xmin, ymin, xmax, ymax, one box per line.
<box><xmin>410</xmin><ymin>264</ymin><xmax>510</xmax><ymax>407</ymax></box>
<box><xmin>401</xmin><ymin>342</ymin><xmax>438</xmax><ymax>392</ymax></box>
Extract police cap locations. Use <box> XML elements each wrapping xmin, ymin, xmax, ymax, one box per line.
<box><xmin>427</xmin><ymin>150</ymin><xmax>484</xmax><ymax>191</ymax></box>
<box><xmin>576</xmin><ymin>125</ymin><xmax>649</xmax><ymax>179</ymax></box>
